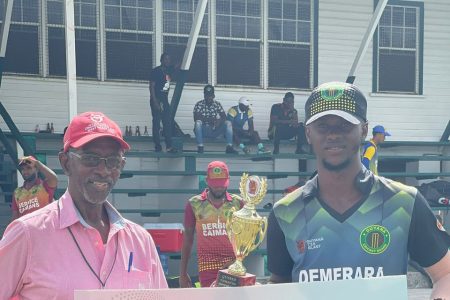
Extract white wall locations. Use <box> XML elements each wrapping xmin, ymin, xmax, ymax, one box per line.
<box><xmin>1</xmin><ymin>0</ymin><xmax>449</xmax><ymax>141</ymax></box>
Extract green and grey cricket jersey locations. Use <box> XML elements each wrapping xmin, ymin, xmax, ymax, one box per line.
<box><xmin>268</xmin><ymin>170</ymin><xmax>449</xmax><ymax>282</ymax></box>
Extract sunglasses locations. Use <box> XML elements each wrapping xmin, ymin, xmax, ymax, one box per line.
<box><xmin>69</xmin><ymin>152</ymin><xmax>125</xmax><ymax>169</ymax></box>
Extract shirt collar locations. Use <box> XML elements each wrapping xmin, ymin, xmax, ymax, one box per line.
<box><xmin>58</xmin><ymin>190</ymin><xmax>126</xmax><ymax>230</ymax></box>
<box><xmin>200</xmin><ymin>188</ymin><xmax>232</xmax><ymax>201</ymax></box>
<box><xmin>370</xmin><ymin>139</ymin><xmax>378</xmax><ymax>148</ymax></box>
<box><xmin>22</xmin><ymin>177</ymin><xmax>42</xmax><ymax>189</ymax></box>
<box><xmin>303</xmin><ymin>168</ymin><xmax>374</xmax><ymax>201</ymax></box>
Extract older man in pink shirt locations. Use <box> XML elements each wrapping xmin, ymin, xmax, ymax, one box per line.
<box><xmin>0</xmin><ymin>112</ymin><xmax>168</xmax><ymax>299</ymax></box>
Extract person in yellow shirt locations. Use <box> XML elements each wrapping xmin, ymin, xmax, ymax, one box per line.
<box><xmin>361</xmin><ymin>125</ymin><xmax>391</xmax><ymax>175</ymax></box>
<box><xmin>12</xmin><ymin>156</ymin><xmax>58</xmax><ymax>220</ymax></box>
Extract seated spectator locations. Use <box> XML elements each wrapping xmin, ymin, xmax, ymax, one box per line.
<box><xmin>227</xmin><ymin>97</ymin><xmax>270</xmax><ymax>154</ymax></box>
<box><xmin>268</xmin><ymin>92</ymin><xmax>307</xmax><ymax>154</ymax></box>
<box><xmin>193</xmin><ymin>85</ymin><xmax>238</xmax><ymax>154</ymax></box>
<box><xmin>12</xmin><ymin>156</ymin><xmax>58</xmax><ymax>220</ymax></box>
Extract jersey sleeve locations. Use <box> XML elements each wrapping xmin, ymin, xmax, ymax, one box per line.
<box><xmin>149</xmin><ymin>68</ymin><xmax>155</xmax><ymax>82</ymax></box>
<box><xmin>408</xmin><ymin>191</ymin><xmax>449</xmax><ymax>268</ymax></box>
<box><xmin>11</xmin><ymin>193</ymin><xmax>18</xmax><ymax>212</ymax></box>
<box><xmin>362</xmin><ymin>145</ymin><xmax>376</xmax><ymax>161</ymax></box>
<box><xmin>193</xmin><ymin>102</ymin><xmax>200</xmax><ymax>115</ymax></box>
<box><xmin>42</xmin><ymin>181</ymin><xmax>56</xmax><ymax>202</ymax></box>
<box><xmin>267</xmin><ymin>210</ymin><xmax>294</xmax><ymax>278</ymax></box>
<box><xmin>217</xmin><ymin>102</ymin><xmax>225</xmax><ymax>115</ymax></box>
<box><xmin>270</xmin><ymin>104</ymin><xmax>278</xmax><ymax>117</ymax></box>
<box><xmin>247</xmin><ymin>109</ymin><xmax>253</xmax><ymax>119</ymax></box>
<box><xmin>227</xmin><ymin>107</ymin><xmax>237</xmax><ymax>121</ymax></box>
<box><xmin>184</xmin><ymin>202</ymin><xmax>196</xmax><ymax>229</ymax></box>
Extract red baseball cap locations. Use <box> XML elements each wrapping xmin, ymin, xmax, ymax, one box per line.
<box><xmin>63</xmin><ymin>112</ymin><xmax>130</xmax><ymax>152</ymax></box>
<box><xmin>206</xmin><ymin>161</ymin><xmax>230</xmax><ymax>188</ymax></box>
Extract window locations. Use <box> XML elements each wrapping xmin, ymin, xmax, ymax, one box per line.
<box><xmin>105</xmin><ymin>0</ymin><xmax>153</xmax><ymax>81</ymax></box>
<box><xmin>216</xmin><ymin>0</ymin><xmax>261</xmax><ymax>86</ymax></box>
<box><xmin>47</xmin><ymin>0</ymin><xmax>98</xmax><ymax>78</ymax></box>
<box><xmin>373</xmin><ymin>1</ymin><xmax>423</xmax><ymax>94</ymax></box>
<box><xmin>3</xmin><ymin>0</ymin><xmax>40</xmax><ymax>75</ymax></box>
<box><xmin>162</xmin><ymin>0</ymin><xmax>208</xmax><ymax>84</ymax></box>
<box><xmin>268</xmin><ymin>0</ymin><xmax>316</xmax><ymax>89</ymax></box>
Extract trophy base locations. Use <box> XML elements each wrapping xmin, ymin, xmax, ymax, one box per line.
<box><xmin>216</xmin><ymin>269</ymin><xmax>256</xmax><ymax>287</ymax></box>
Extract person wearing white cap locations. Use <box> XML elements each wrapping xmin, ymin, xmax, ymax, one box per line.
<box><xmin>227</xmin><ymin>96</ymin><xmax>269</xmax><ymax>154</ymax></box>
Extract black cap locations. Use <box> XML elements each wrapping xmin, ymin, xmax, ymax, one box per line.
<box><xmin>204</xmin><ymin>84</ymin><xmax>215</xmax><ymax>95</ymax></box>
<box><xmin>283</xmin><ymin>92</ymin><xmax>294</xmax><ymax>101</ymax></box>
<box><xmin>305</xmin><ymin>81</ymin><xmax>367</xmax><ymax>125</ymax></box>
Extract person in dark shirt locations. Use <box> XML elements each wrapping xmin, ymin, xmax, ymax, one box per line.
<box><xmin>267</xmin><ymin>81</ymin><xmax>450</xmax><ymax>299</ymax></box>
<box><xmin>149</xmin><ymin>53</ymin><xmax>177</xmax><ymax>153</ymax></box>
<box><xmin>268</xmin><ymin>92</ymin><xmax>307</xmax><ymax>154</ymax></box>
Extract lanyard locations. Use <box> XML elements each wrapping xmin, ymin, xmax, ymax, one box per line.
<box><xmin>67</xmin><ymin>226</ymin><xmax>118</xmax><ymax>289</ymax></box>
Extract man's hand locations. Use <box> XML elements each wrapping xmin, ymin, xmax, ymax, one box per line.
<box><xmin>179</xmin><ymin>273</ymin><xmax>193</xmax><ymax>288</ymax></box>
<box><xmin>19</xmin><ymin>156</ymin><xmax>37</xmax><ymax>167</ymax></box>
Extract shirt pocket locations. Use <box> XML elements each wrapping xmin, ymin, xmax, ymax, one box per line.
<box><xmin>123</xmin><ymin>268</ymin><xmax>153</xmax><ymax>289</ymax></box>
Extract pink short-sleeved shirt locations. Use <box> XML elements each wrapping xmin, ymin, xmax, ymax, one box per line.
<box><xmin>0</xmin><ymin>191</ymin><xmax>168</xmax><ymax>299</ymax></box>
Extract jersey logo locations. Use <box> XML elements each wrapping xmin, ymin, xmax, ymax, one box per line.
<box><xmin>360</xmin><ymin>225</ymin><xmax>390</xmax><ymax>255</ymax></box>
<box><xmin>297</xmin><ymin>240</ymin><xmax>306</xmax><ymax>253</ymax></box>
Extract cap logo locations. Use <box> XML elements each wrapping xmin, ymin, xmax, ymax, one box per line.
<box><xmin>319</xmin><ymin>83</ymin><xmax>345</xmax><ymax>101</ymax></box>
<box><xmin>90</xmin><ymin>114</ymin><xmax>104</xmax><ymax>123</ymax></box>
<box><xmin>209</xmin><ymin>166</ymin><xmax>227</xmax><ymax>179</ymax></box>
<box><xmin>85</xmin><ymin>113</ymin><xmax>116</xmax><ymax>134</ymax></box>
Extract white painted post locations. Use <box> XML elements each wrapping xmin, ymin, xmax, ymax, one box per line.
<box><xmin>180</xmin><ymin>0</ymin><xmax>208</xmax><ymax>70</ymax></box>
<box><xmin>155</xmin><ymin>0</ymin><xmax>163</xmax><ymax>66</ymax></box>
<box><xmin>0</xmin><ymin>0</ymin><xmax>14</xmax><ymax>58</ymax></box>
<box><xmin>346</xmin><ymin>0</ymin><xmax>389</xmax><ymax>84</ymax></box>
<box><xmin>64</xmin><ymin>0</ymin><xmax>78</xmax><ymax>119</ymax></box>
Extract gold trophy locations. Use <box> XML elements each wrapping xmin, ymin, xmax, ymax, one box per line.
<box><xmin>216</xmin><ymin>173</ymin><xmax>268</xmax><ymax>287</ymax></box>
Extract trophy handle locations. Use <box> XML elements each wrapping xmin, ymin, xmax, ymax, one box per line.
<box><xmin>248</xmin><ymin>217</ymin><xmax>268</xmax><ymax>253</ymax></box>
<box><xmin>226</xmin><ymin>207</ymin><xmax>237</xmax><ymax>240</ymax></box>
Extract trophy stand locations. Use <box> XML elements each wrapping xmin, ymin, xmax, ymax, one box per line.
<box><xmin>216</xmin><ymin>174</ymin><xmax>268</xmax><ymax>287</ymax></box>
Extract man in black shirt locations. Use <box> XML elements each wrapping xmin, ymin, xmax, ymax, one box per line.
<box><xmin>268</xmin><ymin>92</ymin><xmax>307</xmax><ymax>154</ymax></box>
<box><xmin>149</xmin><ymin>53</ymin><xmax>177</xmax><ymax>153</ymax></box>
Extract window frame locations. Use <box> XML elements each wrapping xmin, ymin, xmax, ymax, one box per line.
<box><xmin>372</xmin><ymin>0</ymin><xmax>424</xmax><ymax>95</ymax></box>
<box><xmin>45</xmin><ymin>0</ymin><xmax>99</xmax><ymax>79</ymax></box>
<box><xmin>162</xmin><ymin>0</ymin><xmax>209</xmax><ymax>84</ymax></box>
<box><xmin>103</xmin><ymin>0</ymin><xmax>154</xmax><ymax>81</ymax></box>
<box><xmin>2</xmin><ymin>0</ymin><xmax>42</xmax><ymax>76</ymax></box>
<box><xmin>266</xmin><ymin>0</ymin><xmax>318</xmax><ymax>90</ymax></box>
<box><xmin>1</xmin><ymin>0</ymin><xmax>319</xmax><ymax>88</ymax></box>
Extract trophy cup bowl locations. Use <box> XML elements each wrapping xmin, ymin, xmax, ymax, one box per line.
<box><xmin>216</xmin><ymin>174</ymin><xmax>268</xmax><ymax>287</ymax></box>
